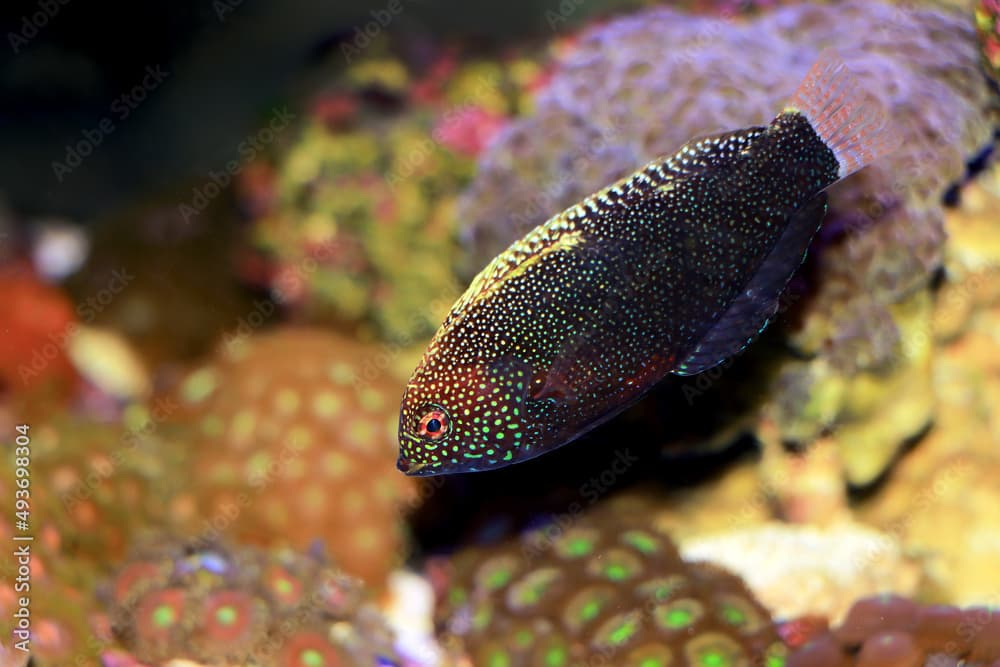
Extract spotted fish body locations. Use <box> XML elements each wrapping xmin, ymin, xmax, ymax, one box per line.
<box><xmin>398</xmin><ymin>53</ymin><xmax>898</xmax><ymax>475</ymax></box>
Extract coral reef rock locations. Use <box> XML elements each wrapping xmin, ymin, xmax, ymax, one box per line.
<box><xmin>857</xmin><ymin>181</ymin><xmax>1000</xmax><ymax>607</ymax></box>
<box><xmin>681</xmin><ymin>522</ymin><xmax>922</xmax><ymax>624</ymax></box>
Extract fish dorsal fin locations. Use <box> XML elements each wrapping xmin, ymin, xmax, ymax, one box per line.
<box><xmin>650</xmin><ymin>128</ymin><xmax>767</xmax><ymax>180</ymax></box>
<box><xmin>612</xmin><ymin>127</ymin><xmax>768</xmax><ymax>205</ymax></box>
<box><xmin>673</xmin><ymin>193</ymin><xmax>828</xmax><ymax>376</ymax></box>
<box><xmin>445</xmin><ymin>216</ymin><xmax>584</xmax><ymax>329</ymax></box>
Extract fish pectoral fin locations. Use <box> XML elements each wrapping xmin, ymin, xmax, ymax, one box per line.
<box><xmin>672</xmin><ymin>193</ymin><xmax>828</xmax><ymax>376</ymax></box>
<box><xmin>530</xmin><ymin>372</ymin><xmax>575</xmax><ymax>403</ymax></box>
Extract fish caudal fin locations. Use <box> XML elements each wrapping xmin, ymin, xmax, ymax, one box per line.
<box><xmin>786</xmin><ymin>50</ymin><xmax>900</xmax><ymax>179</ymax></box>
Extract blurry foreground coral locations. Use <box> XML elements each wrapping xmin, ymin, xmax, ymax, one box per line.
<box><xmin>169</xmin><ymin>328</ymin><xmax>416</xmax><ymax>588</ymax></box>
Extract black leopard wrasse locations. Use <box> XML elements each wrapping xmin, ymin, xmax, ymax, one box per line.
<box><xmin>397</xmin><ymin>52</ymin><xmax>899</xmax><ymax>476</ymax></box>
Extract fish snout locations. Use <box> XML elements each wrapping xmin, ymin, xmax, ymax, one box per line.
<box><xmin>396</xmin><ymin>455</ymin><xmax>428</xmax><ymax>476</ymax></box>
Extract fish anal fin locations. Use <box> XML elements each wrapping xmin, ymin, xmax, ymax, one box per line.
<box><xmin>673</xmin><ymin>193</ymin><xmax>828</xmax><ymax>376</ymax></box>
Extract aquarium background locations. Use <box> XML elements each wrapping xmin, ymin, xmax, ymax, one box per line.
<box><xmin>1</xmin><ymin>0</ymin><xmax>999</xmax><ymax>665</ymax></box>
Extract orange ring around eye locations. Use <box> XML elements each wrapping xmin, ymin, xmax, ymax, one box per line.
<box><xmin>417</xmin><ymin>408</ymin><xmax>449</xmax><ymax>440</ymax></box>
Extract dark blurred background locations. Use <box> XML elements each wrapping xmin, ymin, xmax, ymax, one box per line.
<box><xmin>0</xmin><ymin>0</ymin><xmax>623</xmax><ymax>221</ymax></box>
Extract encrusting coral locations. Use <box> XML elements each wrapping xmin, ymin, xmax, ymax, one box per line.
<box><xmin>435</xmin><ymin>492</ymin><xmax>787</xmax><ymax>667</ymax></box>
<box><xmin>172</xmin><ymin>327</ymin><xmax>416</xmax><ymax>587</ymax></box>
<box><xmin>456</xmin><ymin>0</ymin><xmax>996</xmax><ymax>486</ymax></box>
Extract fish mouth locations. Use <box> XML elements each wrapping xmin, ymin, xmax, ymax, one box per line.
<box><xmin>396</xmin><ymin>456</ymin><xmax>429</xmax><ymax>475</ymax></box>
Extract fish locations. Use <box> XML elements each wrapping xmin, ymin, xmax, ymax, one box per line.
<box><xmin>397</xmin><ymin>51</ymin><xmax>899</xmax><ymax>476</ymax></box>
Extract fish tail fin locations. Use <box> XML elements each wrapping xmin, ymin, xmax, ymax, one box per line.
<box><xmin>785</xmin><ymin>49</ymin><xmax>900</xmax><ymax>179</ymax></box>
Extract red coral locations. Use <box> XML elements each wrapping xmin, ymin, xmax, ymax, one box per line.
<box><xmin>310</xmin><ymin>91</ymin><xmax>360</xmax><ymax>129</ymax></box>
<box><xmin>433</xmin><ymin>106</ymin><xmax>507</xmax><ymax>157</ymax></box>
<box><xmin>0</xmin><ymin>263</ymin><xmax>78</xmax><ymax>397</ymax></box>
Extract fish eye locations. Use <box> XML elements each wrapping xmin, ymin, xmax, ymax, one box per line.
<box><xmin>417</xmin><ymin>406</ymin><xmax>450</xmax><ymax>441</ymax></box>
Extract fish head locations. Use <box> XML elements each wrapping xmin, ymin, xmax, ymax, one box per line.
<box><xmin>397</xmin><ymin>354</ymin><xmax>540</xmax><ymax>476</ymax></box>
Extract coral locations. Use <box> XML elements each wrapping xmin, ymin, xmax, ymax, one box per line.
<box><xmin>456</xmin><ymin>0</ymin><xmax>995</xmax><ymax>485</ymax></box>
<box><xmin>104</xmin><ymin>538</ymin><xmax>402</xmax><ymax>666</ymax></box>
<box><xmin>680</xmin><ymin>523</ymin><xmax>922</xmax><ymax>624</ymax></box>
<box><xmin>242</xmin><ymin>47</ymin><xmax>544</xmax><ymax>344</ymax></box>
<box><xmin>0</xmin><ymin>263</ymin><xmax>78</xmax><ymax>402</ymax></box>
<box><xmin>173</xmin><ymin>327</ymin><xmax>415</xmax><ymax>586</ymax></box>
<box><xmin>764</xmin><ymin>288</ymin><xmax>936</xmax><ymax>486</ymax></box>
<box><xmin>0</xmin><ymin>487</ymin><xmax>109</xmax><ymax>666</ymax></box>
<box><xmin>0</xmin><ymin>410</ymin><xmax>190</xmax><ymax>666</ymax></box>
<box><xmin>785</xmin><ymin>595</ymin><xmax>1000</xmax><ymax>665</ymax></box>
<box><xmin>435</xmin><ymin>492</ymin><xmax>786</xmax><ymax>666</ymax></box>
<box><xmin>977</xmin><ymin>0</ymin><xmax>1000</xmax><ymax>83</ymax></box>
<box><xmin>855</xmin><ymin>193</ymin><xmax>1000</xmax><ymax>606</ymax></box>
<box><xmin>66</xmin><ymin>325</ymin><xmax>152</xmax><ymax>404</ymax></box>
<box><xmin>0</xmin><ymin>413</ymin><xmax>187</xmax><ymax>569</ymax></box>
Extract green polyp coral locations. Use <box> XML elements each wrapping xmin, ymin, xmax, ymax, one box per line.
<box><xmin>436</xmin><ymin>493</ymin><xmax>784</xmax><ymax>666</ymax></box>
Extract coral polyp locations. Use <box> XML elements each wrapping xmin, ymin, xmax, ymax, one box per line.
<box><xmin>436</xmin><ymin>493</ymin><xmax>784</xmax><ymax>666</ymax></box>
<box><xmin>173</xmin><ymin>327</ymin><xmax>415</xmax><ymax>586</ymax></box>
<box><xmin>104</xmin><ymin>538</ymin><xmax>402</xmax><ymax>666</ymax></box>
<box><xmin>785</xmin><ymin>595</ymin><xmax>1000</xmax><ymax>665</ymax></box>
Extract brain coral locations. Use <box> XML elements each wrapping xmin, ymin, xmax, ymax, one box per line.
<box><xmin>435</xmin><ymin>492</ymin><xmax>786</xmax><ymax>667</ymax></box>
<box><xmin>457</xmin><ymin>0</ymin><xmax>996</xmax><ymax>486</ymax></box>
<box><xmin>174</xmin><ymin>327</ymin><xmax>415</xmax><ymax>587</ymax></box>
<box><xmin>104</xmin><ymin>538</ymin><xmax>401</xmax><ymax>666</ymax></box>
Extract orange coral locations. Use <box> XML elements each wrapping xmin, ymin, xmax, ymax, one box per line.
<box><xmin>175</xmin><ymin>327</ymin><xmax>415</xmax><ymax>586</ymax></box>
